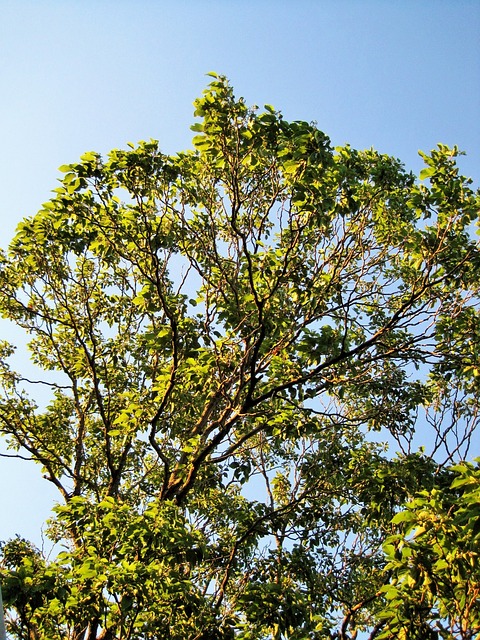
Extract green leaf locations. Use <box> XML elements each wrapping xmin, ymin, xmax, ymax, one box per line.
<box><xmin>419</xmin><ymin>166</ymin><xmax>435</xmax><ymax>180</ymax></box>
<box><xmin>391</xmin><ymin>510</ymin><xmax>416</xmax><ymax>524</ymax></box>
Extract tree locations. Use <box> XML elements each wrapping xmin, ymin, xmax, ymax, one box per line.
<box><xmin>0</xmin><ymin>73</ymin><xmax>479</xmax><ymax>639</ymax></box>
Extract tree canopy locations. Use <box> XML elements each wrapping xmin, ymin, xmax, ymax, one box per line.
<box><xmin>0</xmin><ymin>74</ymin><xmax>479</xmax><ymax>640</ymax></box>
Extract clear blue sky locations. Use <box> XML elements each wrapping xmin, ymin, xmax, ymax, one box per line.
<box><xmin>0</xmin><ymin>0</ymin><xmax>479</xmax><ymax>546</ymax></box>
